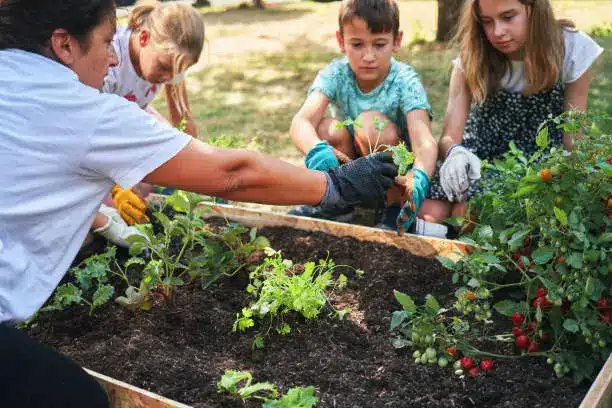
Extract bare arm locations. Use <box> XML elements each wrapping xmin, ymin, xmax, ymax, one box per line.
<box><xmin>406</xmin><ymin>109</ymin><xmax>437</xmax><ymax>178</ymax></box>
<box><xmin>143</xmin><ymin>139</ymin><xmax>326</xmax><ymax>205</ymax></box>
<box><xmin>563</xmin><ymin>68</ymin><xmax>594</xmax><ymax>151</ymax></box>
<box><xmin>438</xmin><ymin>67</ymin><xmax>472</xmax><ymax>159</ymax></box>
<box><xmin>165</xmin><ymin>84</ymin><xmax>198</xmax><ymax>137</ymax></box>
<box><xmin>290</xmin><ymin>91</ymin><xmax>330</xmax><ymax>155</ymax></box>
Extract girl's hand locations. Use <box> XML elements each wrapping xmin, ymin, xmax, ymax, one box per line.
<box><xmin>440</xmin><ymin>145</ymin><xmax>481</xmax><ymax>202</ymax></box>
<box><xmin>395</xmin><ymin>168</ymin><xmax>430</xmax><ymax>234</ymax></box>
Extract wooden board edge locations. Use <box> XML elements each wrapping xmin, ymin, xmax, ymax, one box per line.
<box><xmin>579</xmin><ymin>353</ymin><xmax>612</xmax><ymax>408</ymax></box>
<box><xmin>86</xmin><ymin>368</ymin><xmax>192</xmax><ymax>408</ymax></box>
<box><xmin>197</xmin><ymin>203</ymin><xmax>471</xmax><ymax>260</ymax></box>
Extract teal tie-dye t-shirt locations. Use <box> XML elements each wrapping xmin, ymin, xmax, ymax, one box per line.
<box><xmin>308</xmin><ymin>57</ymin><xmax>432</xmax><ymax>142</ymax></box>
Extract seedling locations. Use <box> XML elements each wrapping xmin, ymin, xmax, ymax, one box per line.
<box><xmin>42</xmin><ymin>247</ymin><xmax>116</xmax><ymax>315</ymax></box>
<box><xmin>217</xmin><ymin>370</ymin><xmax>318</xmax><ymax>407</ymax></box>
<box><xmin>233</xmin><ymin>249</ymin><xmax>358</xmax><ymax>348</ymax></box>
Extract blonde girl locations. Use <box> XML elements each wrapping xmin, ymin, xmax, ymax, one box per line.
<box><xmin>422</xmin><ymin>0</ymin><xmax>603</xmax><ymax>225</ymax></box>
<box><xmin>93</xmin><ymin>0</ymin><xmax>205</xmax><ymax>247</ymax></box>
<box><xmin>103</xmin><ymin>0</ymin><xmax>205</xmax><ymax>136</ymax></box>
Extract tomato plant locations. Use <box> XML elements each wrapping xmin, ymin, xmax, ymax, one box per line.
<box><xmin>394</xmin><ymin>111</ymin><xmax>611</xmax><ymax>384</ymax></box>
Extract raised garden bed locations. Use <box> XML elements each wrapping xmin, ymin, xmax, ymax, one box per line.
<box><xmin>28</xmin><ymin>203</ymin><xmax>610</xmax><ymax>407</ymax></box>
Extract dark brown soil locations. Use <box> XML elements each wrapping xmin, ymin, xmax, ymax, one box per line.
<box><xmin>29</xmin><ymin>226</ymin><xmax>591</xmax><ymax>408</ymax></box>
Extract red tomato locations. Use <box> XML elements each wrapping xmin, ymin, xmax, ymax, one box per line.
<box><xmin>461</xmin><ymin>357</ymin><xmax>474</xmax><ymax>370</ymax></box>
<box><xmin>511</xmin><ymin>312</ymin><xmax>525</xmax><ymax>327</ymax></box>
<box><xmin>536</xmin><ymin>287</ymin><xmax>548</xmax><ymax>298</ymax></box>
<box><xmin>480</xmin><ymin>360</ymin><xmax>494</xmax><ymax>372</ymax></box>
<box><xmin>468</xmin><ymin>367</ymin><xmax>480</xmax><ymax>376</ymax></box>
<box><xmin>527</xmin><ymin>342</ymin><xmax>539</xmax><ymax>353</ymax></box>
<box><xmin>515</xmin><ymin>335</ymin><xmax>530</xmax><ymax>350</ymax></box>
<box><xmin>512</xmin><ymin>327</ymin><xmax>524</xmax><ymax>337</ymax></box>
<box><xmin>446</xmin><ymin>347</ymin><xmax>459</xmax><ymax>360</ymax></box>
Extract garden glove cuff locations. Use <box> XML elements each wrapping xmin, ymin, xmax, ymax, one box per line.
<box><xmin>94</xmin><ymin>204</ymin><xmax>148</xmax><ymax>248</ymax></box>
<box><xmin>322</xmin><ymin>151</ymin><xmax>397</xmax><ymax>209</ymax></box>
<box><xmin>111</xmin><ymin>185</ymin><xmax>149</xmax><ymax>225</ymax></box>
<box><xmin>440</xmin><ymin>145</ymin><xmax>481</xmax><ymax>202</ymax></box>
<box><xmin>305</xmin><ymin>141</ymin><xmax>340</xmax><ymax>172</ymax></box>
<box><xmin>397</xmin><ymin>168</ymin><xmax>430</xmax><ymax>234</ymax></box>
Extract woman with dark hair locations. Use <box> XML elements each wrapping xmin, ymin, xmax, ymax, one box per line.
<box><xmin>0</xmin><ymin>1</ymin><xmax>397</xmax><ymax>405</ymax></box>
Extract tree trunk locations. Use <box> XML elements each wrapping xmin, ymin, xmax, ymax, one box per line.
<box><xmin>436</xmin><ymin>0</ymin><xmax>463</xmax><ymax>42</ymax></box>
<box><xmin>253</xmin><ymin>0</ymin><xmax>265</xmax><ymax>9</ymax></box>
<box><xmin>194</xmin><ymin>0</ymin><xmax>211</xmax><ymax>6</ymax></box>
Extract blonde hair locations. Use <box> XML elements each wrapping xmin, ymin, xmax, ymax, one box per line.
<box><xmin>129</xmin><ymin>0</ymin><xmax>205</xmax><ymax>116</ymax></box>
<box><xmin>454</xmin><ymin>0</ymin><xmax>574</xmax><ymax>104</ymax></box>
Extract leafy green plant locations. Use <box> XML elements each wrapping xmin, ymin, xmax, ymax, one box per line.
<box><xmin>392</xmin><ymin>111</ymin><xmax>612</xmax><ymax>383</ymax></box>
<box><xmin>233</xmin><ymin>249</ymin><xmax>357</xmax><ymax>348</ymax></box>
<box><xmin>217</xmin><ymin>370</ymin><xmax>318</xmax><ymax>407</ymax></box>
<box><xmin>117</xmin><ymin>190</ymin><xmax>270</xmax><ymax>309</ymax></box>
<box><xmin>43</xmin><ymin>247</ymin><xmax>116</xmax><ymax>315</ymax></box>
<box><xmin>387</xmin><ymin>142</ymin><xmax>415</xmax><ymax>175</ymax></box>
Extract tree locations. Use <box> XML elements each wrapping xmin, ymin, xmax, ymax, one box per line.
<box><xmin>436</xmin><ymin>0</ymin><xmax>463</xmax><ymax>42</ymax></box>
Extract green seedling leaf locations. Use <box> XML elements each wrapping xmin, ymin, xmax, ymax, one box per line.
<box><xmin>536</xmin><ymin>126</ymin><xmax>549</xmax><ymax>148</ymax></box>
<box><xmin>493</xmin><ymin>300</ymin><xmax>526</xmax><ymax>317</ymax></box>
<box><xmin>92</xmin><ymin>284</ymin><xmax>114</xmax><ymax>308</ymax></box>
<box><xmin>532</xmin><ymin>248</ymin><xmax>554</xmax><ymax>265</ymax></box>
<box><xmin>425</xmin><ymin>294</ymin><xmax>440</xmax><ymax>314</ymax></box>
<box><xmin>553</xmin><ymin>207</ymin><xmax>568</xmax><ymax>226</ymax></box>
<box><xmin>563</xmin><ymin>319</ymin><xmax>580</xmax><ymax>333</ymax></box>
<box><xmin>394</xmin><ymin>290</ymin><xmax>417</xmax><ymax>313</ymax></box>
<box><xmin>263</xmin><ymin>386</ymin><xmax>318</xmax><ymax>408</ymax></box>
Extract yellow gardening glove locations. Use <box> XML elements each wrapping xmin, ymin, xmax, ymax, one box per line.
<box><xmin>111</xmin><ymin>185</ymin><xmax>149</xmax><ymax>225</ymax></box>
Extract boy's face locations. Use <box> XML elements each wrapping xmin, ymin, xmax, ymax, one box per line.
<box><xmin>337</xmin><ymin>17</ymin><xmax>402</xmax><ymax>92</ymax></box>
<box><xmin>478</xmin><ymin>0</ymin><xmax>529</xmax><ymax>60</ymax></box>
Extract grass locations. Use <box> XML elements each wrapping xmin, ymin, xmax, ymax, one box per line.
<box><xmin>152</xmin><ymin>1</ymin><xmax>612</xmax><ymax>162</ymax></box>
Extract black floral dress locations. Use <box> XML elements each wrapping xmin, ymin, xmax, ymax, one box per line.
<box><xmin>428</xmin><ymin>82</ymin><xmax>565</xmax><ymax>200</ymax></box>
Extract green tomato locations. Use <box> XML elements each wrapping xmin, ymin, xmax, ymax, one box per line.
<box><xmin>414</xmin><ymin>358</ymin><xmax>421</xmax><ymax>365</ymax></box>
<box><xmin>425</xmin><ymin>347</ymin><xmax>437</xmax><ymax>359</ymax></box>
<box><xmin>599</xmin><ymin>340</ymin><xmax>606</xmax><ymax>348</ymax></box>
<box><xmin>547</xmin><ymin>358</ymin><xmax>554</xmax><ymax>364</ymax></box>
<box><xmin>420</xmin><ymin>354</ymin><xmax>428</xmax><ymax>364</ymax></box>
<box><xmin>412</xmin><ymin>333</ymin><xmax>420</xmax><ymax>342</ymax></box>
<box><xmin>453</xmin><ymin>360</ymin><xmax>462</xmax><ymax>370</ymax></box>
<box><xmin>454</xmin><ymin>369</ymin><xmax>464</xmax><ymax>376</ymax></box>
<box><xmin>438</xmin><ymin>357</ymin><xmax>449</xmax><ymax>367</ymax></box>
<box><xmin>424</xmin><ymin>335</ymin><xmax>433</xmax><ymax>345</ymax></box>
<box><xmin>413</xmin><ymin>350</ymin><xmax>421</xmax><ymax>359</ymax></box>
<box><xmin>428</xmin><ymin>358</ymin><xmax>437</xmax><ymax>365</ymax></box>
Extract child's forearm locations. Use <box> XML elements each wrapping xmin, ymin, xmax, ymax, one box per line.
<box><xmin>290</xmin><ymin>116</ymin><xmax>323</xmax><ymax>155</ymax></box>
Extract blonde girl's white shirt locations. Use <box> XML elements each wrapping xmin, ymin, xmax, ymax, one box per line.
<box><xmin>454</xmin><ymin>29</ymin><xmax>604</xmax><ymax>93</ymax></box>
<box><xmin>103</xmin><ymin>26</ymin><xmax>162</xmax><ymax>109</ymax></box>
<box><xmin>0</xmin><ymin>49</ymin><xmax>191</xmax><ymax>323</ymax></box>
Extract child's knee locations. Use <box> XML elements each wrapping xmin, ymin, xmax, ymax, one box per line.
<box><xmin>419</xmin><ymin>199</ymin><xmax>452</xmax><ymax>223</ymax></box>
<box><xmin>317</xmin><ymin>117</ymin><xmax>351</xmax><ymax>147</ymax></box>
<box><xmin>354</xmin><ymin>111</ymin><xmax>400</xmax><ymax>153</ymax></box>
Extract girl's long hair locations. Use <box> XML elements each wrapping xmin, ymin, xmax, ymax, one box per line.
<box><xmin>454</xmin><ymin>0</ymin><xmax>574</xmax><ymax>104</ymax></box>
<box><xmin>128</xmin><ymin>0</ymin><xmax>204</xmax><ymax>117</ymax></box>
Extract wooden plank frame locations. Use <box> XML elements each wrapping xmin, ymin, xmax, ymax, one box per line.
<box><xmin>196</xmin><ymin>203</ymin><xmax>471</xmax><ymax>261</ymax></box>
<box><xmin>86</xmin><ymin>369</ymin><xmax>190</xmax><ymax>408</ymax></box>
<box><xmin>86</xmin><ymin>198</ymin><xmax>610</xmax><ymax>408</ymax></box>
<box><xmin>579</xmin><ymin>353</ymin><xmax>612</xmax><ymax>408</ymax></box>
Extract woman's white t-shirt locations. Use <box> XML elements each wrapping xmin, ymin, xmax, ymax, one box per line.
<box><xmin>103</xmin><ymin>26</ymin><xmax>184</xmax><ymax>109</ymax></box>
<box><xmin>454</xmin><ymin>29</ymin><xmax>604</xmax><ymax>93</ymax></box>
<box><xmin>0</xmin><ymin>49</ymin><xmax>191</xmax><ymax>323</ymax></box>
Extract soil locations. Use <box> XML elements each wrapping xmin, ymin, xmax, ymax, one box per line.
<box><xmin>29</xmin><ymin>225</ymin><xmax>591</xmax><ymax>408</ymax></box>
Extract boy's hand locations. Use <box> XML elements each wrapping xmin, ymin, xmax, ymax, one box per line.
<box><xmin>323</xmin><ymin>151</ymin><xmax>397</xmax><ymax>209</ymax></box>
<box><xmin>305</xmin><ymin>141</ymin><xmax>340</xmax><ymax>172</ymax></box>
<box><xmin>440</xmin><ymin>145</ymin><xmax>481</xmax><ymax>202</ymax></box>
<box><xmin>396</xmin><ymin>169</ymin><xmax>430</xmax><ymax>234</ymax></box>
<box><xmin>111</xmin><ymin>185</ymin><xmax>149</xmax><ymax>225</ymax></box>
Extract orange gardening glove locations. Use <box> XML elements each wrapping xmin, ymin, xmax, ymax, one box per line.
<box><xmin>111</xmin><ymin>185</ymin><xmax>149</xmax><ymax>225</ymax></box>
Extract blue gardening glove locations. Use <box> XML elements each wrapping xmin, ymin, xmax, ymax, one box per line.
<box><xmin>305</xmin><ymin>141</ymin><xmax>340</xmax><ymax>172</ymax></box>
<box><xmin>397</xmin><ymin>168</ymin><xmax>430</xmax><ymax>234</ymax></box>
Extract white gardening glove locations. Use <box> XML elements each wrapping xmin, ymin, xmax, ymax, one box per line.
<box><xmin>93</xmin><ymin>204</ymin><xmax>148</xmax><ymax>248</ymax></box>
<box><xmin>440</xmin><ymin>145</ymin><xmax>482</xmax><ymax>202</ymax></box>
